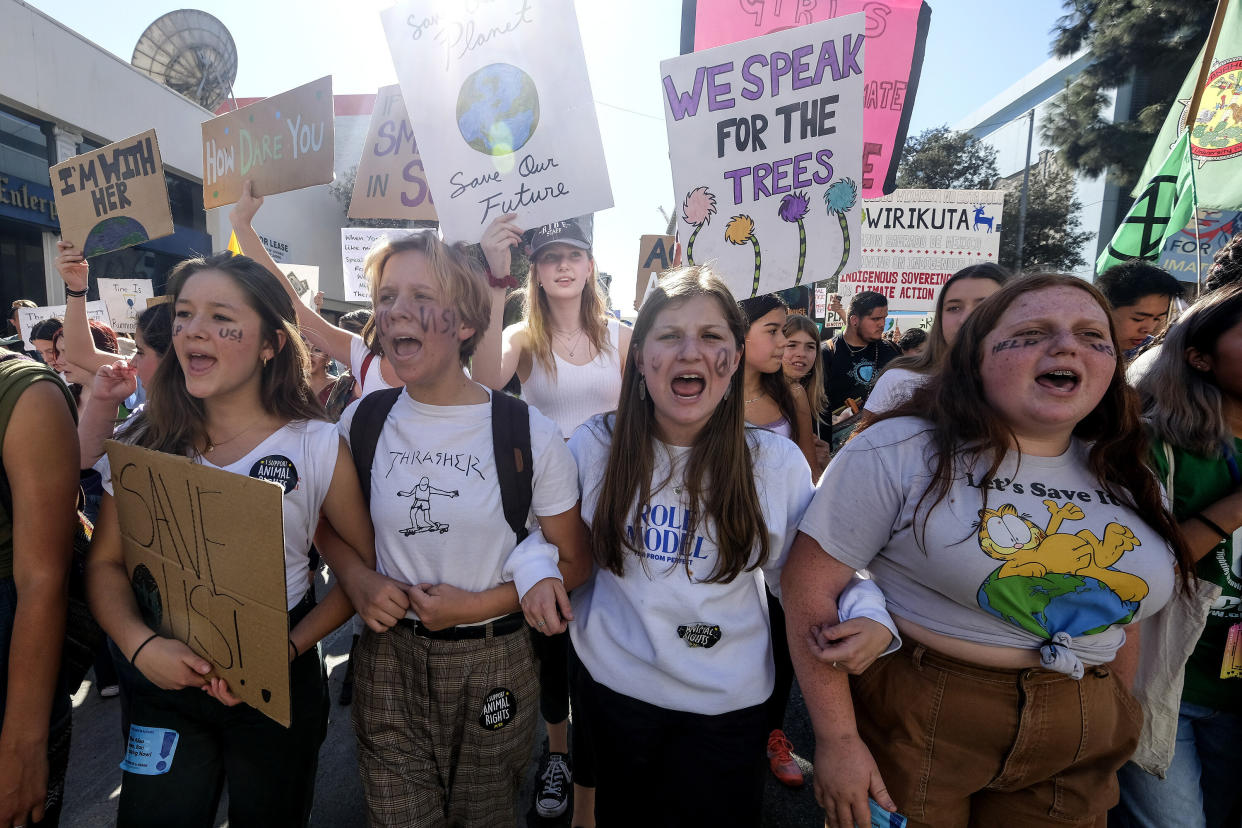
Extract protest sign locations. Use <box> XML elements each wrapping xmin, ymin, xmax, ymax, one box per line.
<box><xmin>663</xmin><ymin>15</ymin><xmax>866</xmax><ymax>299</ymax></box>
<box><xmin>341</xmin><ymin>228</ymin><xmax>392</xmax><ymax>302</ymax></box>
<box><xmin>1157</xmin><ymin>209</ymin><xmax>1241</xmax><ymax>284</ymax></box>
<box><xmin>380</xmin><ymin>0</ymin><xmax>613</xmax><ymax>242</ymax></box>
<box><xmin>50</xmin><ymin>130</ymin><xmax>174</xmax><ymax>258</ymax></box>
<box><xmin>97</xmin><ymin>278</ymin><xmax>156</xmax><ymax>335</ymax></box>
<box><xmin>836</xmin><ymin>189</ymin><xmax>1005</xmax><ymax>313</ymax></box>
<box><xmin>105</xmin><ymin>440</ymin><xmax>292</xmax><ymax>726</ymax></box>
<box><xmin>282</xmin><ymin>264</ymin><xmax>320</xmax><ymax>310</ymax></box>
<box><xmin>201</xmin><ymin>77</ymin><xmax>336</xmax><ymax>209</ymax></box>
<box><xmin>350</xmin><ymin>85</ymin><xmax>438</xmax><ymax>222</ymax></box>
<box><xmin>634</xmin><ymin>235</ymin><xmax>675</xmax><ymax>310</ymax></box>
<box><xmin>17</xmin><ymin>302</ymin><xmax>111</xmax><ymax>350</ymax></box>
<box><xmin>690</xmin><ymin>0</ymin><xmax>930</xmax><ymax>200</ymax></box>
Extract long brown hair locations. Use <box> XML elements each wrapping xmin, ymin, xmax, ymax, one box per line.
<box><xmin>868</xmin><ymin>273</ymin><xmax>1190</xmax><ymax>578</ymax></box>
<box><xmin>884</xmin><ymin>263</ymin><xmax>1009</xmax><ymax>377</ymax></box>
<box><xmin>590</xmin><ymin>266</ymin><xmax>770</xmax><ymax>583</ymax></box>
<box><xmin>524</xmin><ymin>248</ymin><xmax>611</xmax><ymax>377</ymax></box>
<box><xmin>124</xmin><ymin>252</ymin><xmax>323</xmax><ymax>455</ymax></box>
<box><xmin>782</xmin><ymin>313</ymin><xmax>827</xmax><ymax>420</ymax></box>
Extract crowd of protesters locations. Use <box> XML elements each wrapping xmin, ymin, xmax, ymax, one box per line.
<box><xmin>0</xmin><ymin>178</ymin><xmax>1239</xmax><ymax>828</ymax></box>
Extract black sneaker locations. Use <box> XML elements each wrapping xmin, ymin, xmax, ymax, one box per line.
<box><xmin>534</xmin><ymin>752</ymin><xmax>571</xmax><ymax>818</ymax></box>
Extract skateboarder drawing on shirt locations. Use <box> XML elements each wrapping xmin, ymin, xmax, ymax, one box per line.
<box><xmin>397</xmin><ymin>476</ymin><xmax>459</xmax><ymax>535</ymax></box>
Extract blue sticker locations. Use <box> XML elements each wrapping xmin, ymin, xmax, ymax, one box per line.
<box><xmin>120</xmin><ymin>725</ymin><xmax>179</xmax><ymax>775</ymax></box>
<box><xmin>869</xmin><ymin>799</ymin><xmax>907</xmax><ymax>828</ymax></box>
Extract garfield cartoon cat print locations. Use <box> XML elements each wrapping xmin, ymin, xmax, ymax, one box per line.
<box><xmin>975</xmin><ymin>499</ymin><xmax>1151</xmax><ymax>640</ymax></box>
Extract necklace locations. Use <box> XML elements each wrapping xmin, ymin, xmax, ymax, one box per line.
<box><xmin>552</xmin><ymin>326</ymin><xmax>585</xmax><ymax>358</ymax></box>
<box><xmin>205</xmin><ymin>422</ymin><xmax>260</xmax><ymax>454</ymax></box>
<box><xmin>844</xmin><ymin>338</ymin><xmax>870</xmax><ymax>355</ymax></box>
<box><xmin>744</xmin><ymin>391</ymin><xmax>765</xmax><ymax>405</ymax></box>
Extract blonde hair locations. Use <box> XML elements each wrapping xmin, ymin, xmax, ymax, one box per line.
<box><xmin>524</xmin><ymin>248</ymin><xmax>611</xmax><ymax>376</ymax></box>
<box><xmin>361</xmin><ymin>231</ymin><xmax>492</xmax><ymax>365</ymax></box>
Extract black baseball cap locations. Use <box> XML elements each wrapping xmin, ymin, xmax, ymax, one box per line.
<box><xmin>525</xmin><ymin>215</ymin><xmax>593</xmax><ymax>259</ymax></box>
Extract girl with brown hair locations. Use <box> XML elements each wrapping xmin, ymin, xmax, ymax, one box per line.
<box><xmin>786</xmin><ymin>273</ymin><xmax>1190</xmax><ymax>828</ymax></box>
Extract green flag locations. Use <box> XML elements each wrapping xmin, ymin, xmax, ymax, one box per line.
<box><xmin>1097</xmin><ymin>132</ymin><xmax>1196</xmax><ymax>275</ymax></box>
<box><xmin>1134</xmin><ymin>0</ymin><xmax>1242</xmax><ymax>210</ymax></box>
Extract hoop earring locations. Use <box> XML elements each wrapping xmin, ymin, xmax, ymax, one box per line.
<box><xmin>638</xmin><ymin>375</ymin><xmax>647</xmax><ymax>400</ymax></box>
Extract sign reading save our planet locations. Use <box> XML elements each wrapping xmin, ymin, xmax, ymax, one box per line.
<box><xmin>49</xmin><ymin>129</ymin><xmax>174</xmax><ymax>258</ymax></box>
<box><xmin>380</xmin><ymin>0</ymin><xmax>613</xmax><ymax>243</ymax></box>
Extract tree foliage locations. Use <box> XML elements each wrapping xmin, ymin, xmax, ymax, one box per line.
<box><xmin>896</xmin><ymin>127</ymin><xmax>1000</xmax><ymax>190</ymax></box>
<box><xmin>1043</xmin><ymin>0</ymin><xmax>1216</xmax><ymax>188</ymax></box>
<box><xmin>998</xmin><ymin>161</ymin><xmax>1094</xmax><ymax>272</ymax></box>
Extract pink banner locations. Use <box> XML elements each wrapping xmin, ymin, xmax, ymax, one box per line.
<box><xmin>691</xmin><ymin>0</ymin><xmax>929</xmax><ymax>200</ymax></box>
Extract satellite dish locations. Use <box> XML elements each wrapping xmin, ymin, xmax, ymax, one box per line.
<box><xmin>131</xmin><ymin>10</ymin><xmax>238</xmax><ymax>111</ymax></box>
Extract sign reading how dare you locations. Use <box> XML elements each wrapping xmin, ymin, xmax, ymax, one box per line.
<box><xmin>381</xmin><ymin>0</ymin><xmax>613</xmax><ymax>242</ymax></box>
<box><xmin>663</xmin><ymin>15</ymin><xmax>865</xmax><ymax>298</ymax></box>
<box><xmin>106</xmin><ymin>441</ymin><xmax>292</xmax><ymax>726</ymax></box>
<box><xmin>201</xmin><ymin>76</ymin><xmax>335</xmax><ymax>209</ymax></box>
<box><xmin>50</xmin><ymin>130</ymin><xmax>174</xmax><ymax>258</ymax></box>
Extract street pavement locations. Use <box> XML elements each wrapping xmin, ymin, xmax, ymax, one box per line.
<box><xmin>62</xmin><ymin>588</ymin><xmax>825</xmax><ymax>826</ymax></box>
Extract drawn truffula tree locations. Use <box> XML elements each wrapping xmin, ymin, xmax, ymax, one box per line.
<box><xmin>823</xmin><ymin>178</ymin><xmax>858</xmax><ymax>292</ymax></box>
<box><xmin>396</xmin><ymin>477</ymin><xmax>459</xmax><ymax>536</ymax></box>
<box><xmin>724</xmin><ymin>215</ymin><xmax>762</xmax><ymax>297</ymax></box>
<box><xmin>681</xmin><ymin>186</ymin><xmax>717</xmax><ymax>266</ymax></box>
<box><xmin>778</xmin><ymin>191</ymin><xmax>811</xmax><ymax>286</ymax></box>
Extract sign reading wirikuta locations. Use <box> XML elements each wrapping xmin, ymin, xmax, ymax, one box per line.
<box><xmin>380</xmin><ymin>0</ymin><xmax>613</xmax><ymax>243</ymax></box>
<box><xmin>105</xmin><ymin>440</ymin><xmax>293</xmax><ymax>727</ymax></box>
<box><xmin>663</xmin><ymin>14</ymin><xmax>866</xmax><ymax>298</ymax></box>
<box><xmin>838</xmin><ymin>189</ymin><xmax>1005</xmax><ymax>312</ymax></box>
<box><xmin>201</xmin><ymin>76</ymin><xmax>336</xmax><ymax>209</ymax></box>
<box><xmin>50</xmin><ymin>130</ymin><xmax>174</xmax><ymax>258</ymax></box>
<box><xmin>350</xmin><ymin>84</ymin><xmax>437</xmax><ymax>221</ymax></box>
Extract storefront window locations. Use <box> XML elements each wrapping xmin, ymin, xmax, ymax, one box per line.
<box><xmin>0</xmin><ymin>109</ymin><xmax>49</xmax><ymax>185</ymax></box>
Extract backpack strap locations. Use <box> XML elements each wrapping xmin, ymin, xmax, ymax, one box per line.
<box><xmin>348</xmin><ymin>387</ymin><xmax>402</xmax><ymax>508</ymax></box>
<box><xmin>360</xmin><ymin>351</ymin><xmax>377</xmax><ymax>388</ymax></box>
<box><xmin>491</xmin><ymin>390</ymin><xmax>533</xmax><ymax>543</ymax></box>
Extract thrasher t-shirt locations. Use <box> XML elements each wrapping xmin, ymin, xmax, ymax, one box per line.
<box><xmin>338</xmin><ymin>389</ymin><xmax>579</xmax><ymax>622</ymax></box>
<box><xmin>822</xmin><ymin>335</ymin><xmax>900</xmax><ymax>413</ymax></box>
<box><xmin>801</xmin><ymin>417</ymin><xmax>1176</xmax><ymax>668</ymax></box>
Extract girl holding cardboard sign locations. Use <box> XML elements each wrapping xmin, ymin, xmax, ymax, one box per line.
<box><xmin>86</xmin><ymin>251</ymin><xmax>376</xmax><ymax>827</ymax></box>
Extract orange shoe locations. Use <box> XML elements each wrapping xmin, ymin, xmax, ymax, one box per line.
<box><xmin>766</xmin><ymin>728</ymin><xmax>804</xmax><ymax>787</ymax></box>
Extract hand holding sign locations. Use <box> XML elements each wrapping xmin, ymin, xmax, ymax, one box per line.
<box><xmin>479</xmin><ymin>213</ymin><xmax>524</xmax><ymax>288</ymax></box>
<box><xmin>54</xmin><ymin>241</ymin><xmax>89</xmax><ymax>293</ymax></box>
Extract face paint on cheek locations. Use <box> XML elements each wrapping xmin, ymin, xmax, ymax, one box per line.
<box><xmin>714</xmin><ymin>347</ymin><xmax>732</xmax><ymax>378</ymax></box>
<box><xmin>173</xmin><ymin>323</ymin><xmax>184</xmax><ymax>337</ymax></box>
<box><xmin>647</xmin><ymin>353</ymin><xmax>665</xmax><ymax>374</ymax></box>
<box><xmin>218</xmin><ymin>328</ymin><xmax>243</xmax><ymax>342</ymax></box>
<box><xmin>376</xmin><ymin>308</ymin><xmax>391</xmax><ymax>336</ymax></box>
<box><xmin>991</xmin><ymin>337</ymin><xmax>1040</xmax><ymax>355</ymax></box>
<box><xmin>1089</xmin><ymin>342</ymin><xmax>1116</xmax><ymax>357</ymax></box>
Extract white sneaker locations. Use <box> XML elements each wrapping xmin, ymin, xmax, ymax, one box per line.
<box><xmin>534</xmin><ymin>752</ymin><xmax>571</xmax><ymax>818</ymax></box>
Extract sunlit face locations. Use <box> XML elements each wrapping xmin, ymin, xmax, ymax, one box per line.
<box><xmin>31</xmin><ymin>339</ymin><xmax>61</xmax><ymax>371</ymax></box>
<box><xmin>783</xmin><ymin>329</ymin><xmax>818</xmax><ymax>380</ymax></box>
<box><xmin>534</xmin><ymin>243</ymin><xmax>593</xmax><ymax>302</ymax></box>
<box><xmin>1191</xmin><ymin>317</ymin><xmax>1242</xmax><ymax>402</ymax></box>
<box><xmin>637</xmin><ymin>295</ymin><xmax>741</xmax><ymax>446</ymax></box>
<box><xmin>980</xmin><ymin>286</ymin><xmax>1117</xmax><ymax>448</ymax></box>
<box><xmin>744</xmin><ymin>307</ymin><xmax>787</xmax><ymax>373</ymax></box>
<box><xmin>374</xmin><ymin>249</ymin><xmax>474</xmax><ymax>388</ymax></box>
<box><xmin>305</xmin><ymin>340</ymin><xmax>331</xmax><ymax>374</ymax></box>
<box><xmin>852</xmin><ymin>306</ymin><xmax>888</xmax><ymax>343</ymax></box>
<box><xmin>173</xmin><ymin>270</ymin><xmax>278</xmax><ymax>402</ymax></box>
<box><xmin>941</xmin><ymin>277</ymin><xmax>1002</xmax><ymax>346</ymax></box>
<box><xmin>1111</xmin><ymin>293</ymin><xmax>1173</xmax><ymax>351</ymax></box>
<box><xmin>130</xmin><ymin>329</ymin><xmax>161</xmax><ymax>389</ymax></box>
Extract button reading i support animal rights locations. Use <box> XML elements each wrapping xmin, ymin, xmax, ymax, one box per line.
<box><xmin>250</xmin><ymin>455</ymin><xmax>299</xmax><ymax>493</ymax></box>
<box><xmin>479</xmin><ymin>687</ymin><xmax>516</xmax><ymax>731</ymax></box>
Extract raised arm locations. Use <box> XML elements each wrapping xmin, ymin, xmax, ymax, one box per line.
<box><xmin>77</xmin><ymin>361</ymin><xmax>136</xmax><ymax>469</ymax></box>
<box><xmin>228</xmin><ymin>180</ymin><xmax>357</xmax><ymax>365</ymax></box>
<box><xmin>471</xmin><ymin>213</ymin><xmax>525</xmax><ymax>389</ymax></box>
<box><xmin>782</xmin><ymin>532</ymin><xmax>896</xmax><ymax>828</ymax></box>
<box><xmin>53</xmin><ymin>242</ymin><xmax>118</xmax><ymax>375</ymax></box>
<box><xmin>0</xmin><ymin>381</ymin><xmax>77</xmax><ymax>828</ymax></box>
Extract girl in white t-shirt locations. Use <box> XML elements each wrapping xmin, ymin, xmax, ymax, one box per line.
<box><xmin>863</xmin><ymin>263</ymin><xmax>1009</xmax><ymax>418</ymax></box>
<box><xmin>327</xmin><ymin>230</ymin><xmax>589</xmax><ymax>826</ymax></box>
<box><xmin>473</xmin><ymin>213</ymin><xmax>630</xmax><ymax>825</ymax></box>
<box><xmin>788</xmin><ymin>273</ymin><xmax>1192</xmax><ymax>828</ymax></box>
<box><xmin>86</xmin><ymin>252</ymin><xmax>375</xmax><ymax>827</ymax></box>
<box><xmin>568</xmin><ymin>267</ymin><xmax>896</xmax><ymax>826</ymax></box>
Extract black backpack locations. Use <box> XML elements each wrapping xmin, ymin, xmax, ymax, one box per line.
<box><xmin>348</xmin><ymin>388</ymin><xmax>533</xmax><ymax>542</ymax></box>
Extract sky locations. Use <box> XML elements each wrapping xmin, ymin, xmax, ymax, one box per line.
<box><xmin>26</xmin><ymin>0</ymin><xmax>1070</xmax><ymax>310</ymax></box>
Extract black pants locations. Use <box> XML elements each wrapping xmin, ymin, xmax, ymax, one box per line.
<box><xmin>533</xmin><ymin>626</ymin><xmax>601</xmax><ymax>788</ymax></box>
<box><xmin>569</xmin><ymin>644</ymin><xmax>766</xmax><ymax>827</ymax></box>
<box><xmin>764</xmin><ymin>588</ymin><xmax>795</xmax><ymax>733</ymax></box>
<box><xmin>116</xmin><ymin>595</ymin><xmax>328</xmax><ymax>828</ymax></box>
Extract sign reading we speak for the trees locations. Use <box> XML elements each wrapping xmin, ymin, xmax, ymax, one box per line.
<box><xmin>380</xmin><ymin>0</ymin><xmax>613</xmax><ymax>243</ymax></box>
<box><xmin>663</xmin><ymin>15</ymin><xmax>865</xmax><ymax>299</ymax></box>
